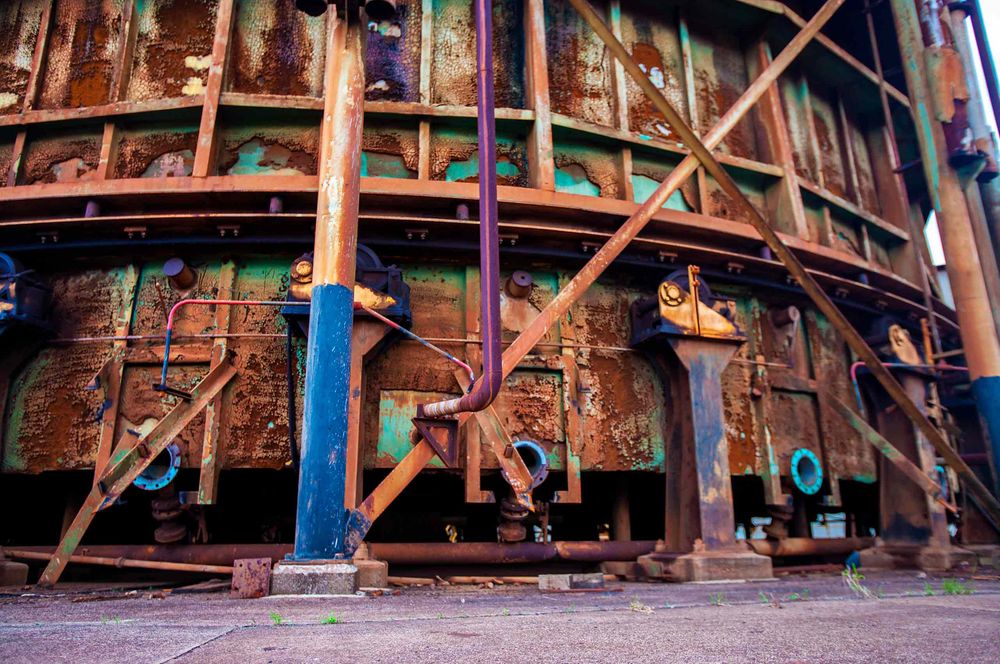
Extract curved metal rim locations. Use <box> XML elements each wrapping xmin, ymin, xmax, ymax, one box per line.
<box><xmin>790</xmin><ymin>447</ymin><xmax>823</xmax><ymax>495</ymax></box>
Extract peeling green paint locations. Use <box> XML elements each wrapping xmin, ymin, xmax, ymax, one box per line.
<box><xmin>554</xmin><ymin>164</ymin><xmax>600</xmax><ymax>196</ymax></box>
<box><xmin>631</xmin><ymin>174</ymin><xmax>691</xmax><ymax>210</ymax></box>
<box><xmin>377</xmin><ymin>390</ymin><xmax>458</xmax><ymax>468</ymax></box>
<box><xmin>2</xmin><ymin>353</ymin><xmax>52</xmax><ymax>472</ymax></box>
<box><xmin>361</xmin><ymin>151</ymin><xmax>416</xmax><ymax>179</ymax></box>
<box><xmin>444</xmin><ymin>154</ymin><xmax>520</xmax><ymax>182</ymax></box>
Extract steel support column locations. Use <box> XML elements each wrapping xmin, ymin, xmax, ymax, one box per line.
<box><xmin>293</xmin><ymin>9</ymin><xmax>365</xmax><ymax>561</ymax></box>
<box><xmin>890</xmin><ymin>0</ymin><xmax>1000</xmax><ymax>500</ymax></box>
<box><xmin>668</xmin><ymin>339</ymin><xmax>742</xmax><ymax>551</ymax></box>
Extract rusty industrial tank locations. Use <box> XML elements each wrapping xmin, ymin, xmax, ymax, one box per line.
<box><xmin>0</xmin><ymin>0</ymin><xmax>991</xmax><ymax>579</ymax></box>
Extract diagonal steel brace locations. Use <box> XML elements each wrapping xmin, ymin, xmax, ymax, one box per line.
<box><xmin>38</xmin><ymin>355</ymin><xmax>238</xmax><ymax>587</ymax></box>
<box><xmin>566</xmin><ymin>0</ymin><xmax>1000</xmax><ymax>527</ymax></box>
<box><xmin>827</xmin><ymin>394</ymin><xmax>956</xmax><ymax>513</ymax></box>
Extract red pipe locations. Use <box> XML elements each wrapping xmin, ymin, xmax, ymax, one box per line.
<box><xmin>158</xmin><ymin>299</ymin><xmax>308</xmax><ymax>389</ymax></box>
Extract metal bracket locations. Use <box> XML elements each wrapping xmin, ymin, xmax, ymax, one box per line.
<box><xmin>412</xmin><ymin>417</ymin><xmax>459</xmax><ymax>468</ymax></box>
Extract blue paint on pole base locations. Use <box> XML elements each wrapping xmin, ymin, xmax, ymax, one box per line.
<box><xmin>292</xmin><ymin>283</ymin><xmax>355</xmax><ymax>560</ymax></box>
<box><xmin>971</xmin><ymin>375</ymin><xmax>1000</xmax><ymax>494</ymax></box>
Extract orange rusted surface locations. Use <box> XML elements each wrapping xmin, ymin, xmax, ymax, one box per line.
<box><xmin>0</xmin><ymin>1</ymin><xmax>963</xmax><ymax>543</ymax></box>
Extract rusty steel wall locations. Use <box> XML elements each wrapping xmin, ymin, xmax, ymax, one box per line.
<box><xmin>0</xmin><ymin>1</ymin><xmax>952</xmax><ymax>512</ymax></box>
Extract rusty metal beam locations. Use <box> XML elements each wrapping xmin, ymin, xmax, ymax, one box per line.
<box><xmin>828</xmin><ymin>395</ymin><xmax>955</xmax><ymax>513</ymax></box>
<box><xmin>38</xmin><ymin>357</ymin><xmax>238</xmax><ymax>586</ymax></box>
<box><xmin>192</xmin><ymin>0</ymin><xmax>236</xmax><ymax>178</ymax></box>
<box><xmin>344</xmin><ymin>320</ymin><xmax>391</xmax><ymax>508</ymax></box>
<box><xmin>569</xmin><ymin>0</ymin><xmax>1000</xmax><ymax>526</ymax></box>
<box><xmin>90</xmin><ymin>264</ymin><xmax>139</xmax><ymax>484</ymax></box>
<box><xmin>197</xmin><ymin>260</ymin><xmax>236</xmax><ymax>504</ymax></box>
<box><xmin>456</xmin><ymin>372</ymin><xmax>534</xmax><ymax>499</ymax></box>
<box><xmin>524</xmin><ymin>0</ymin><xmax>555</xmax><ymax>190</ymax></box>
<box><xmin>500</xmin><ymin>0</ymin><xmax>841</xmax><ymax>375</ymax></box>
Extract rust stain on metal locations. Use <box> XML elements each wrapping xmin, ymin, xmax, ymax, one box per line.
<box><xmin>37</xmin><ymin>0</ymin><xmax>122</xmax><ymax>109</ymax></box>
<box><xmin>231</xmin><ymin>557</ymin><xmax>272</xmax><ymax>598</ymax></box>
<box><xmin>126</xmin><ymin>0</ymin><xmax>220</xmax><ymax>101</ymax></box>
<box><xmin>228</xmin><ymin>0</ymin><xmax>326</xmax><ymax>97</ymax></box>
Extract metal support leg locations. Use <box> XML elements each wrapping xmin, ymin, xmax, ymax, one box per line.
<box><xmin>293</xmin><ymin>7</ymin><xmax>365</xmax><ymax>560</ymax></box>
<box><xmin>640</xmin><ymin>339</ymin><xmax>771</xmax><ymax>581</ymax></box>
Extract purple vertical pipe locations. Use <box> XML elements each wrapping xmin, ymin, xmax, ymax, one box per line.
<box><xmin>419</xmin><ymin>0</ymin><xmax>502</xmax><ymax>417</ymax></box>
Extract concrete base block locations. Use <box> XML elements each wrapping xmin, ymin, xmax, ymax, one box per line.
<box><xmin>964</xmin><ymin>544</ymin><xmax>1000</xmax><ymax>568</ymax></box>
<box><xmin>638</xmin><ymin>549</ymin><xmax>773</xmax><ymax>582</ymax></box>
<box><xmin>860</xmin><ymin>544</ymin><xmax>977</xmax><ymax>572</ymax></box>
<box><xmin>857</xmin><ymin>546</ymin><xmax>897</xmax><ymax>570</ymax></box>
<box><xmin>601</xmin><ymin>561</ymin><xmax>643</xmax><ymax>581</ymax></box>
<box><xmin>0</xmin><ymin>560</ymin><xmax>29</xmax><ymax>587</ymax></box>
<box><xmin>269</xmin><ymin>562</ymin><xmax>358</xmax><ymax>596</ymax></box>
<box><xmin>916</xmin><ymin>546</ymin><xmax>978</xmax><ymax>573</ymax></box>
<box><xmin>538</xmin><ymin>572</ymin><xmax>604</xmax><ymax>591</ymax></box>
<box><xmin>353</xmin><ymin>558</ymin><xmax>388</xmax><ymax>589</ymax></box>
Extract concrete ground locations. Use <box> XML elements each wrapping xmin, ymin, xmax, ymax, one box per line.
<box><xmin>0</xmin><ymin>570</ymin><xmax>997</xmax><ymax>663</ymax></box>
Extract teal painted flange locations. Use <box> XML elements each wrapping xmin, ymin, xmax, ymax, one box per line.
<box><xmin>133</xmin><ymin>443</ymin><xmax>181</xmax><ymax>491</ymax></box>
<box><xmin>790</xmin><ymin>448</ymin><xmax>823</xmax><ymax>495</ymax></box>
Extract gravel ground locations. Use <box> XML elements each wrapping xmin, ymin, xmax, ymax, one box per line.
<box><xmin>1</xmin><ymin>570</ymin><xmax>997</xmax><ymax>663</ymax></box>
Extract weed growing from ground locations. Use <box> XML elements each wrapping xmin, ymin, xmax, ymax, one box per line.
<box><xmin>321</xmin><ymin>613</ymin><xmax>339</xmax><ymax>625</ymax></box>
<box><xmin>269</xmin><ymin>612</ymin><xmax>284</xmax><ymax>626</ymax></box>
<box><xmin>842</xmin><ymin>566</ymin><xmax>876</xmax><ymax>599</ymax></box>
<box><xmin>708</xmin><ymin>592</ymin><xmax>726</xmax><ymax>606</ymax></box>
<box><xmin>629</xmin><ymin>597</ymin><xmax>654</xmax><ymax>614</ymax></box>
<box><xmin>940</xmin><ymin>578</ymin><xmax>973</xmax><ymax>595</ymax></box>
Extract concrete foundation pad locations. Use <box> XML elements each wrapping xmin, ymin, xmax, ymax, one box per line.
<box><xmin>860</xmin><ymin>544</ymin><xmax>978</xmax><ymax>572</ymax></box>
<box><xmin>0</xmin><ymin>559</ymin><xmax>28</xmax><ymax>587</ymax></box>
<box><xmin>638</xmin><ymin>549</ymin><xmax>773</xmax><ymax>582</ymax></box>
<box><xmin>270</xmin><ymin>562</ymin><xmax>358</xmax><ymax>596</ymax></box>
<box><xmin>916</xmin><ymin>546</ymin><xmax>978</xmax><ymax>572</ymax></box>
<box><xmin>857</xmin><ymin>546</ymin><xmax>897</xmax><ymax>570</ymax></box>
<box><xmin>964</xmin><ymin>544</ymin><xmax>1000</xmax><ymax>568</ymax></box>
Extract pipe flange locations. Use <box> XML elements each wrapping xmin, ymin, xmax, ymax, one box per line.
<box><xmin>512</xmin><ymin>439</ymin><xmax>549</xmax><ymax>490</ymax></box>
<box><xmin>133</xmin><ymin>444</ymin><xmax>182</xmax><ymax>491</ymax></box>
<box><xmin>790</xmin><ymin>448</ymin><xmax>823</xmax><ymax>495</ymax></box>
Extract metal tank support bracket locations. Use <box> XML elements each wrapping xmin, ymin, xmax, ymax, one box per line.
<box><xmin>37</xmin><ymin>355</ymin><xmax>239</xmax><ymax>587</ymax></box>
<box><xmin>631</xmin><ymin>268</ymin><xmax>772</xmax><ymax>582</ymax></box>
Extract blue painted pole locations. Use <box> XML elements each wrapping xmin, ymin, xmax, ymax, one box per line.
<box><xmin>294</xmin><ymin>284</ymin><xmax>355</xmax><ymax>558</ymax></box>
<box><xmin>292</xmin><ymin>10</ymin><xmax>366</xmax><ymax>560</ymax></box>
<box><xmin>972</xmin><ymin>377</ymin><xmax>1000</xmax><ymax>493</ymax></box>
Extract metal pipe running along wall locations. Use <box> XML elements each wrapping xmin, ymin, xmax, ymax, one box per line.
<box><xmin>419</xmin><ymin>0</ymin><xmax>502</xmax><ymax>419</ymax></box>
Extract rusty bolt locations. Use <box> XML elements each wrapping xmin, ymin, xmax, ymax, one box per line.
<box><xmin>506</xmin><ymin>270</ymin><xmax>533</xmax><ymax>298</ymax></box>
<box><xmin>293</xmin><ymin>259</ymin><xmax>313</xmax><ymax>282</ymax></box>
<box><xmin>770</xmin><ymin>305</ymin><xmax>800</xmax><ymax>327</ymax></box>
<box><xmin>163</xmin><ymin>258</ymin><xmax>198</xmax><ymax>291</ymax></box>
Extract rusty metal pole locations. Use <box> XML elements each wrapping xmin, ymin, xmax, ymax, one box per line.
<box><xmin>968</xmin><ymin>0</ymin><xmax>1000</xmax><ymax>129</ymax></box>
<box><xmin>293</xmin><ymin>6</ymin><xmax>366</xmax><ymax>560</ymax></box>
<box><xmin>891</xmin><ymin>0</ymin><xmax>1000</xmax><ymax>500</ymax></box>
<box><xmin>568</xmin><ymin>0</ymin><xmax>1000</xmax><ymax>525</ymax></box>
<box><xmin>946</xmin><ymin>3</ymin><xmax>1000</xmax><ymax>341</ymax></box>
